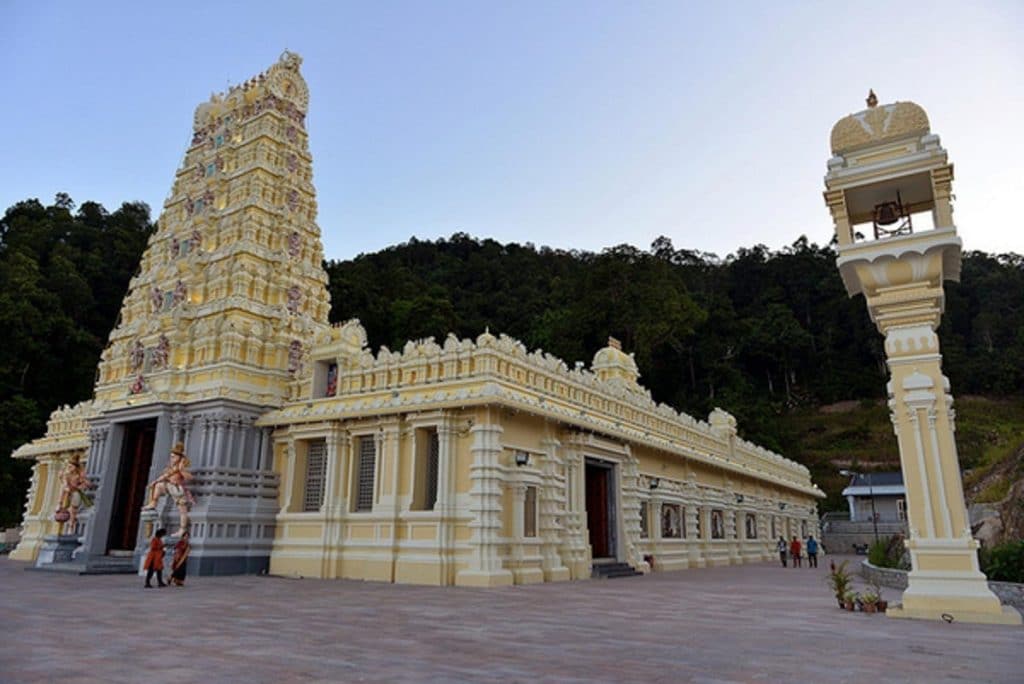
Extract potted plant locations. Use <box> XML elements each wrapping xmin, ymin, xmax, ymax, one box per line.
<box><xmin>843</xmin><ymin>591</ymin><xmax>857</xmax><ymax>611</ymax></box>
<box><xmin>861</xmin><ymin>591</ymin><xmax>879</xmax><ymax>613</ymax></box>
<box><xmin>826</xmin><ymin>561</ymin><xmax>852</xmax><ymax>608</ymax></box>
<box><xmin>868</xmin><ymin>580</ymin><xmax>887</xmax><ymax>613</ymax></box>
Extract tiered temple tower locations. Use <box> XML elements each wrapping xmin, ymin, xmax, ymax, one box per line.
<box><xmin>15</xmin><ymin>52</ymin><xmax>332</xmax><ymax>574</ymax></box>
<box><xmin>823</xmin><ymin>93</ymin><xmax>1020</xmax><ymax>625</ymax></box>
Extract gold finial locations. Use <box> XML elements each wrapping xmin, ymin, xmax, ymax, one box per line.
<box><xmin>607</xmin><ymin>336</ymin><xmax>622</xmax><ymax>350</ymax></box>
<box><xmin>866</xmin><ymin>89</ymin><xmax>878</xmax><ymax>108</ymax></box>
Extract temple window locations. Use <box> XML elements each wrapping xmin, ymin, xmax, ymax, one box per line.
<box><xmin>661</xmin><ymin>503</ymin><xmax>682</xmax><ymax>539</ymax></box>
<box><xmin>801</xmin><ymin>520</ymin><xmax>808</xmax><ymax>538</ymax></box>
<box><xmin>162</xmin><ymin>291</ymin><xmax>174</xmax><ymax>311</ymax></box>
<box><xmin>302</xmin><ymin>439</ymin><xmax>327</xmax><ymax>512</ymax></box>
<box><xmin>524</xmin><ymin>486</ymin><xmax>537</xmax><ymax>538</ymax></box>
<box><xmin>411</xmin><ymin>427</ymin><xmax>439</xmax><ymax>511</ymax></box>
<box><xmin>312</xmin><ymin>360</ymin><xmax>337</xmax><ymax>397</ymax></box>
<box><xmin>205</xmin><ymin>163</ymin><xmax>216</xmax><ymax>177</ymax></box>
<box><xmin>639</xmin><ymin>500</ymin><xmax>649</xmax><ymax>539</ymax></box>
<box><xmin>696</xmin><ymin>508</ymin><xmax>703</xmax><ymax>539</ymax></box>
<box><xmin>215</xmin><ymin>134</ymin><xmax>224</xmax><ymax>148</ymax></box>
<box><xmin>711</xmin><ymin>509</ymin><xmax>725</xmax><ymax>539</ymax></box>
<box><xmin>745</xmin><ymin>513</ymin><xmax>757</xmax><ymax>539</ymax></box>
<box><xmin>353</xmin><ymin>436</ymin><xmax>376</xmax><ymax>512</ymax></box>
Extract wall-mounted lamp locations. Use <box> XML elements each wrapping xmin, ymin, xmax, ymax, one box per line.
<box><xmin>778</xmin><ymin>502</ymin><xmax>787</xmax><ymax>511</ymax></box>
<box><xmin>514</xmin><ymin>451</ymin><xmax>530</xmax><ymax>467</ymax></box>
<box><xmin>735</xmin><ymin>494</ymin><xmax>745</xmax><ymax>504</ymax></box>
<box><xmin>649</xmin><ymin>477</ymin><xmax>660</xmax><ymax>490</ymax></box>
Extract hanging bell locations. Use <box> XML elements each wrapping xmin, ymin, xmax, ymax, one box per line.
<box><xmin>874</xmin><ymin>201</ymin><xmax>901</xmax><ymax>226</ymax></box>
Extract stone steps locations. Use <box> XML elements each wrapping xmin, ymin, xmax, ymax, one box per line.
<box><xmin>591</xmin><ymin>562</ymin><xmax>642</xmax><ymax>579</ymax></box>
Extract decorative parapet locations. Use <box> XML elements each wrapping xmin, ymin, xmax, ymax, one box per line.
<box><xmin>11</xmin><ymin>400</ymin><xmax>98</xmax><ymax>460</ymax></box>
<box><xmin>265</xmin><ymin>322</ymin><xmax>822</xmax><ymax>497</ymax></box>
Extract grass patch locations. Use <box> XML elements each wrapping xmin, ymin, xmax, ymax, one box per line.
<box><xmin>974</xmin><ymin>479</ymin><xmax>1011</xmax><ymax>504</ymax></box>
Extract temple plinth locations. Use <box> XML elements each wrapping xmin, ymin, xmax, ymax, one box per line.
<box><xmin>823</xmin><ymin>96</ymin><xmax>1020</xmax><ymax>625</ymax></box>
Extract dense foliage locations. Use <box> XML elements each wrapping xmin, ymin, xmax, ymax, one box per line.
<box><xmin>0</xmin><ymin>195</ymin><xmax>155</xmax><ymax>525</ymax></box>
<box><xmin>868</xmin><ymin>535</ymin><xmax>910</xmax><ymax>570</ymax></box>
<box><xmin>2</xmin><ymin>194</ymin><xmax>1023</xmax><ymax>527</ymax></box>
<box><xmin>979</xmin><ymin>540</ymin><xmax>1024</xmax><ymax>583</ymax></box>
<box><xmin>325</xmin><ymin>233</ymin><xmax>1024</xmax><ymax>445</ymax></box>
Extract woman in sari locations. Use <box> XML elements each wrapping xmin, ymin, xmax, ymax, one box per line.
<box><xmin>170</xmin><ymin>530</ymin><xmax>191</xmax><ymax>587</ymax></box>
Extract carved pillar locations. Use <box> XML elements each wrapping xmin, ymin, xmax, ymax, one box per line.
<box><xmin>685</xmin><ymin>492</ymin><xmax>702</xmax><ymax>568</ymax></box>
<box><xmin>618</xmin><ymin>450</ymin><xmax>647</xmax><ymax>572</ymax></box>
<box><xmin>455</xmin><ymin>420</ymin><xmax>512</xmax><ymax>586</ymax></box>
<box><xmin>539</xmin><ymin>437</ymin><xmax>569</xmax><ymax>581</ymax></box>
<box><xmin>320</xmin><ymin>425</ymin><xmax>345</xmax><ymax>578</ymax></box>
<box><xmin>559</xmin><ymin>445</ymin><xmax>590</xmax><ymax>579</ymax></box>
<box><xmin>725</xmin><ymin>508</ymin><xmax>741</xmax><ymax>565</ymax></box>
<box><xmin>435</xmin><ymin>417</ymin><xmax>458</xmax><ymax>585</ymax></box>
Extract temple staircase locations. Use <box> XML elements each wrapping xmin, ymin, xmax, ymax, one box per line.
<box><xmin>591</xmin><ymin>561</ymin><xmax>642</xmax><ymax>579</ymax></box>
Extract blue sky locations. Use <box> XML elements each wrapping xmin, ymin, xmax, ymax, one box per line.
<box><xmin>3</xmin><ymin>1</ymin><xmax>1022</xmax><ymax>260</ymax></box>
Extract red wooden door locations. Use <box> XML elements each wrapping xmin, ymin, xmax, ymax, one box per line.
<box><xmin>586</xmin><ymin>463</ymin><xmax>610</xmax><ymax>558</ymax></box>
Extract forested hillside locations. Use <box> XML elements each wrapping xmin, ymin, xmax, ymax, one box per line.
<box><xmin>2</xmin><ymin>195</ymin><xmax>1022</xmax><ymax>525</ymax></box>
<box><xmin>0</xmin><ymin>196</ymin><xmax>155</xmax><ymax>525</ymax></box>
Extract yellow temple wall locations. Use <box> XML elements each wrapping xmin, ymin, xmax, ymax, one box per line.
<box><xmin>265</xmin><ymin>402</ymin><xmax>820</xmax><ymax>585</ymax></box>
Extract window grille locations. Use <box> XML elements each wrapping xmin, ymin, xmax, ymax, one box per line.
<box><xmin>745</xmin><ymin>513</ymin><xmax>757</xmax><ymax>539</ymax></box>
<box><xmin>424</xmin><ymin>430</ymin><xmax>439</xmax><ymax>510</ymax></box>
<box><xmin>639</xmin><ymin>501</ymin><xmax>649</xmax><ymax>538</ymax></box>
<box><xmin>303</xmin><ymin>440</ymin><xmax>326</xmax><ymax>512</ymax></box>
<box><xmin>355</xmin><ymin>436</ymin><xmax>376</xmax><ymax>512</ymax></box>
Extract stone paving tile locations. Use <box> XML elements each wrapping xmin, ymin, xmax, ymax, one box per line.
<box><xmin>0</xmin><ymin>556</ymin><xmax>1020</xmax><ymax>683</ymax></box>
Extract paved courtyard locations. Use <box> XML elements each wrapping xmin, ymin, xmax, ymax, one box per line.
<box><xmin>1</xmin><ymin>555</ymin><xmax>1019</xmax><ymax>683</ymax></box>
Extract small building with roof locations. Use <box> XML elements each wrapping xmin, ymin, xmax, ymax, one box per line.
<box><xmin>841</xmin><ymin>471</ymin><xmax>907</xmax><ymax>523</ymax></box>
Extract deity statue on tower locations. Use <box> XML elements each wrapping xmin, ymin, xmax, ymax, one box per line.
<box><xmin>143</xmin><ymin>442</ymin><xmax>196</xmax><ymax>535</ymax></box>
<box><xmin>54</xmin><ymin>453</ymin><xmax>92</xmax><ymax>535</ymax></box>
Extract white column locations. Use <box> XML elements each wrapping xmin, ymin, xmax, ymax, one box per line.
<box><xmin>455</xmin><ymin>420</ymin><xmax>512</xmax><ymax>586</ymax></box>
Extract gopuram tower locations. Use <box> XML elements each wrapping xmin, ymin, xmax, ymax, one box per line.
<box><xmin>12</xmin><ymin>52</ymin><xmax>331</xmax><ymax>574</ymax></box>
<box><xmin>823</xmin><ymin>93</ymin><xmax>1020</xmax><ymax>625</ymax></box>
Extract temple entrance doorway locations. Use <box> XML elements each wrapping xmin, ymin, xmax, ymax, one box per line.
<box><xmin>106</xmin><ymin>419</ymin><xmax>156</xmax><ymax>553</ymax></box>
<box><xmin>585</xmin><ymin>458</ymin><xmax>617</xmax><ymax>560</ymax></box>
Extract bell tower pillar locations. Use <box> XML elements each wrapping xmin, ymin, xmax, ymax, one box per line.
<box><xmin>823</xmin><ymin>93</ymin><xmax>1020</xmax><ymax>625</ymax></box>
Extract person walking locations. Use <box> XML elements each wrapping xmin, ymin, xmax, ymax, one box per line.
<box><xmin>806</xmin><ymin>535</ymin><xmax>819</xmax><ymax>568</ymax></box>
<box><xmin>789</xmin><ymin>536</ymin><xmax>802</xmax><ymax>568</ymax></box>
<box><xmin>170</xmin><ymin>530</ymin><xmax>191</xmax><ymax>587</ymax></box>
<box><xmin>143</xmin><ymin>528</ymin><xmax>167</xmax><ymax>588</ymax></box>
<box><xmin>776</xmin><ymin>536</ymin><xmax>788</xmax><ymax>567</ymax></box>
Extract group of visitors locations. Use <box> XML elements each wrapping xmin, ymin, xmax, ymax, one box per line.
<box><xmin>776</xmin><ymin>535</ymin><xmax>820</xmax><ymax>568</ymax></box>
<box><xmin>143</xmin><ymin>528</ymin><xmax>191</xmax><ymax>588</ymax></box>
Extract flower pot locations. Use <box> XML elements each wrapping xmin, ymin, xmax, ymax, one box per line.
<box><xmin>837</xmin><ymin>598</ymin><xmax>845</xmax><ymax>609</ymax></box>
<box><xmin>844</xmin><ymin>601</ymin><xmax>854</xmax><ymax>611</ymax></box>
<box><xmin>863</xmin><ymin>603</ymin><xmax>877</xmax><ymax>614</ymax></box>
<box><xmin>877</xmin><ymin>600</ymin><xmax>888</xmax><ymax>613</ymax></box>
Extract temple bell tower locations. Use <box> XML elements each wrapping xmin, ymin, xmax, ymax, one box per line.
<box><xmin>823</xmin><ymin>92</ymin><xmax>1020</xmax><ymax>625</ymax></box>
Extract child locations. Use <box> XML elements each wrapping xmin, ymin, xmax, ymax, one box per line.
<box><xmin>776</xmin><ymin>536</ymin><xmax>788</xmax><ymax>567</ymax></box>
<box><xmin>144</xmin><ymin>528</ymin><xmax>168</xmax><ymax>588</ymax></box>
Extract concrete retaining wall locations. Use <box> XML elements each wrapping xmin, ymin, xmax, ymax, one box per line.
<box><xmin>860</xmin><ymin>560</ymin><xmax>1024</xmax><ymax>609</ymax></box>
<box><xmin>821</xmin><ymin>521</ymin><xmax>906</xmax><ymax>555</ymax></box>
